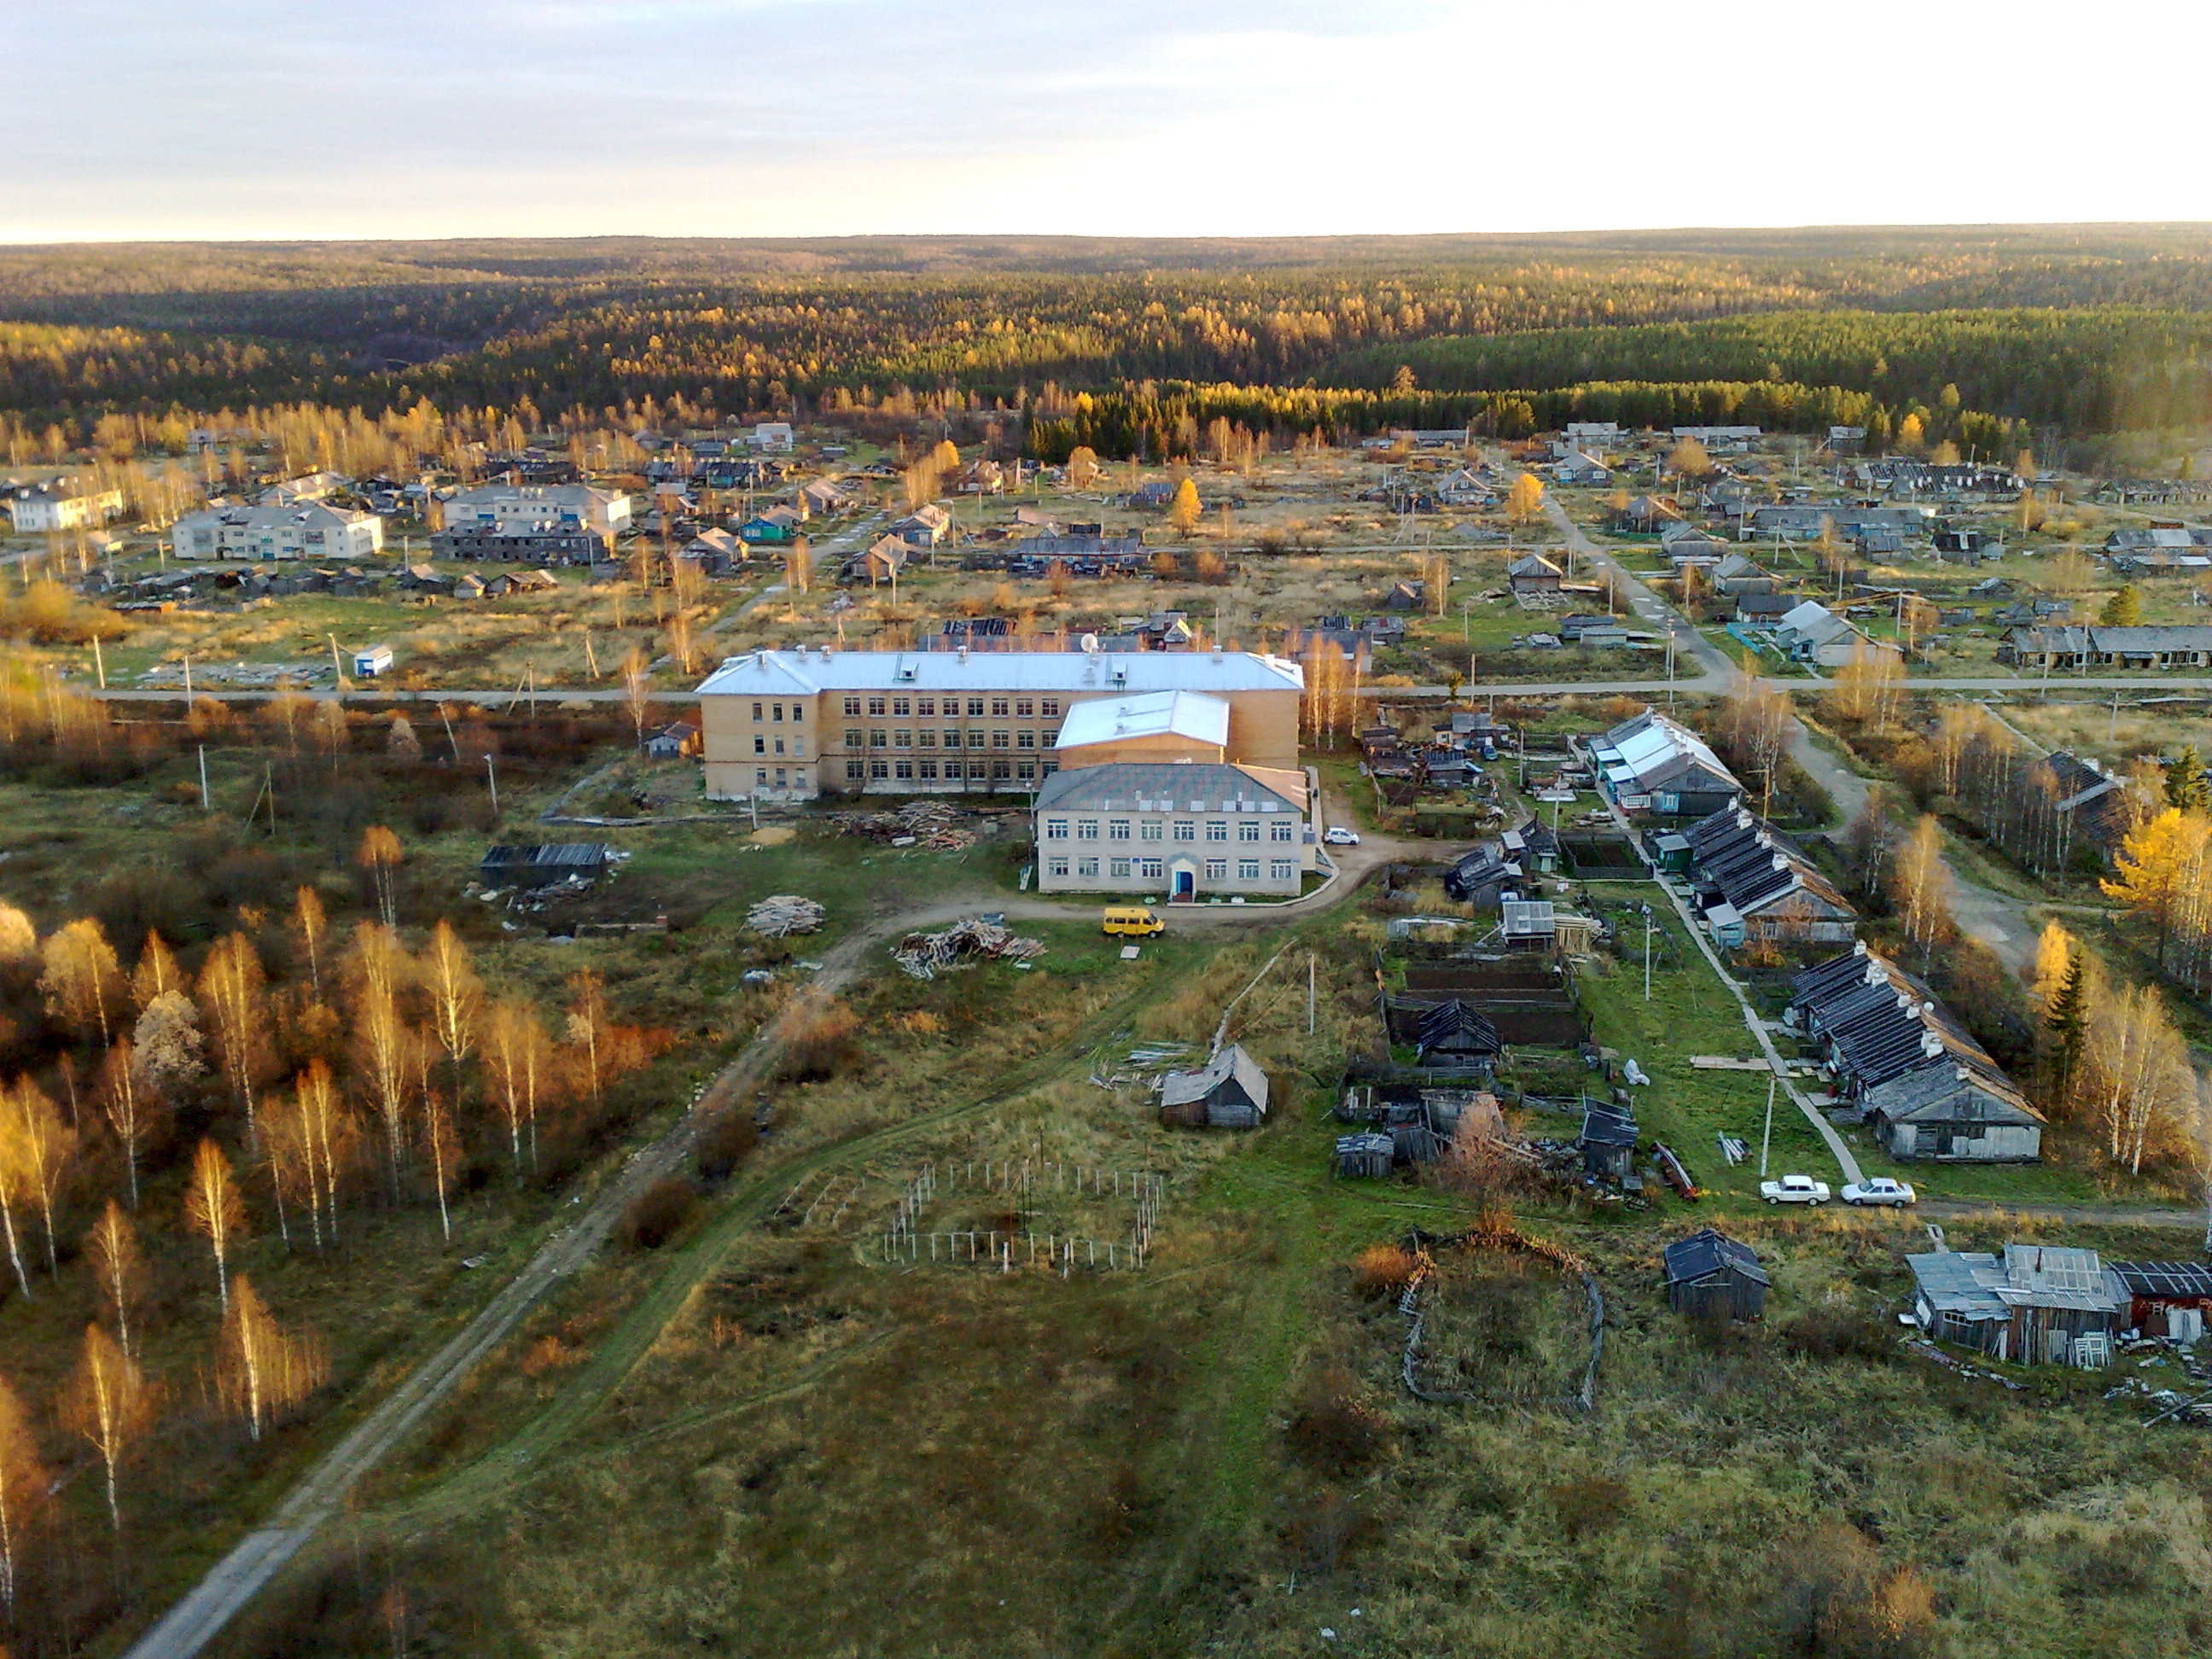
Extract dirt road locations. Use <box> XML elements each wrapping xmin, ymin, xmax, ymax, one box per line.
<box><xmin>120</xmin><ymin>815</ymin><xmax>1417</xmax><ymax>1659</ymax></box>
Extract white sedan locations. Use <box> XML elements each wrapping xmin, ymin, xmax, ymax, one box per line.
<box><xmin>1842</xmin><ymin>1177</ymin><xmax>1918</xmax><ymax>1207</ymax></box>
<box><xmin>1324</xmin><ymin>827</ymin><xmax>1361</xmax><ymax>846</ymax></box>
<box><xmin>1760</xmin><ymin>1175</ymin><xmax>1831</xmax><ymax>1206</ymax></box>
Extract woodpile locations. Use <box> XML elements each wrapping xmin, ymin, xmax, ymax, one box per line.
<box><xmin>891</xmin><ymin>916</ymin><xmax>1045</xmax><ymax>980</ymax></box>
<box><xmin>830</xmin><ymin>800</ymin><xmax>979</xmax><ymax>850</ymax></box>
<box><xmin>746</xmin><ymin>894</ymin><xmax>825</xmax><ymax>936</ymax></box>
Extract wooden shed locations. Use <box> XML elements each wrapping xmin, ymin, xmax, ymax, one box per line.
<box><xmin>1159</xmin><ymin>1044</ymin><xmax>1270</xmax><ymax>1128</ymax></box>
<box><xmin>1414</xmin><ymin>1001</ymin><xmax>1502</xmax><ymax>1065</ymax></box>
<box><xmin>1578</xmin><ymin>1102</ymin><xmax>1639</xmax><ymax>1180</ymax></box>
<box><xmin>1662</xmin><ymin>1228</ymin><xmax>1769</xmax><ymax>1321</ymax></box>
<box><xmin>1335</xmin><ymin>1132</ymin><xmax>1395</xmax><ymax>1179</ymax></box>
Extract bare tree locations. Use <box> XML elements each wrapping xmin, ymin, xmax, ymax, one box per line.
<box><xmin>183</xmin><ymin>1138</ymin><xmax>246</xmax><ymax>1314</ymax></box>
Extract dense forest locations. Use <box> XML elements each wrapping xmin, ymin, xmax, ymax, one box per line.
<box><xmin>8</xmin><ymin>226</ymin><xmax>2212</xmax><ymax>448</ymax></box>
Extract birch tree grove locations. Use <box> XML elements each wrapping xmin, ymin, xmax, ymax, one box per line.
<box><xmin>58</xmin><ymin>1324</ymin><xmax>155</xmax><ymax>1533</ymax></box>
<box><xmin>2081</xmin><ymin>982</ymin><xmax>2195</xmax><ymax>1174</ymax></box>
<box><xmin>1889</xmin><ymin>816</ymin><xmax>1953</xmax><ymax>967</ymax></box>
<box><xmin>183</xmin><ymin>1138</ymin><xmax>245</xmax><ymax>1314</ymax></box>
<box><xmin>215</xmin><ymin>1276</ymin><xmax>328</xmax><ymax>1443</ymax></box>
<box><xmin>483</xmin><ymin>1000</ymin><xmax>552</xmax><ymax>1171</ymax></box>
<box><xmin>0</xmin><ymin>1373</ymin><xmax>47</xmax><ymax>1614</ymax></box>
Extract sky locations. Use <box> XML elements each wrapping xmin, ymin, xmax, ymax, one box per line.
<box><xmin>9</xmin><ymin>0</ymin><xmax>2212</xmax><ymax>242</ymax></box>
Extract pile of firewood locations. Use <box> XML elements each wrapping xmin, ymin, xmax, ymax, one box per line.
<box><xmin>890</xmin><ymin>916</ymin><xmax>1045</xmax><ymax>980</ymax></box>
<box><xmin>746</xmin><ymin>894</ymin><xmax>826</xmax><ymax>936</ymax></box>
<box><xmin>830</xmin><ymin>800</ymin><xmax>978</xmax><ymax>850</ymax></box>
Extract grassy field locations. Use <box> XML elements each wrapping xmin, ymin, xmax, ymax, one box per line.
<box><xmin>201</xmin><ymin>884</ymin><xmax>2212</xmax><ymax>1658</ymax></box>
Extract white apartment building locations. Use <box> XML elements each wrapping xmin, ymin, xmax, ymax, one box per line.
<box><xmin>1033</xmin><ymin>761</ymin><xmax>1316</xmax><ymax>899</ymax></box>
<box><xmin>171</xmin><ymin>501</ymin><xmax>385</xmax><ymax>561</ymax></box>
<box><xmin>442</xmin><ymin>484</ymin><xmax>632</xmax><ymax>537</ymax></box>
<box><xmin>9</xmin><ymin>486</ymin><xmax>125</xmax><ymax>533</ymax></box>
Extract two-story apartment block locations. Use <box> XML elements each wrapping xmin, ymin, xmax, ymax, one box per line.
<box><xmin>441</xmin><ymin>484</ymin><xmax>632</xmax><ymax>538</ymax></box>
<box><xmin>1033</xmin><ymin>762</ymin><xmax>1315</xmax><ymax>899</ymax></box>
<box><xmin>9</xmin><ymin>485</ymin><xmax>125</xmax><ymax>533</ymax></box>
<box><xmin>693</xmin><ymin>647</ymin><xmax>1302</xmax><ymax>802</ymax></box>
<box><xmin>171</xmin><ymin>501</ymin><xmax>385</xmax><ymax>561</ymax></box>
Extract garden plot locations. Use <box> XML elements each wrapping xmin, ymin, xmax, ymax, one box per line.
<box><xmin>868</xmin><ymin>1154</ymin><xmax>1167</xmax><ymax>1273</ymax></box>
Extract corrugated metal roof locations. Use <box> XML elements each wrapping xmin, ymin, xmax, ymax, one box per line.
<box><xmin>1032</xmin><ymin>762</ymin><xmax>1307</xmax><ymax>815</ymax></box>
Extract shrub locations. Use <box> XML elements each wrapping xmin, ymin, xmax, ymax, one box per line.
<box><xmin>1286</xmin><ymin>1373</ymin><xmax>1391</xmax><ymax>1477</ymax></box>
<box><xmin>694</xmin><ymin>1112</ymin><xmax>759</xmax><ymax>1183</ymax></box>
<box><xmin>1351</xmin><ymin>1243</ymin><xmax>1418</xmax><ymax>1298</ymax></box>
<box><xmin>620</xmin><ymin>1177</ymin><xmax>697</xmax><ymax>1249</ymax></box>
<box><xmin>1778</xmin><ymin>1306</ymin><xmax>1895</xmax><ymax>1364</ymax></box>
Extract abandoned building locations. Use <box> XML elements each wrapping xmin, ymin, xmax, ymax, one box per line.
<box><xmin>1908</xmin><ymin>1244</ymin><xmax>2127</xmax><ymax>1367</ymax></box>
<box><xmin>1159</xmin><ymin>1044</ymin><xmax>1269</xmax><ymax>1127</ymax></box>
<box><xmin>1662</xmin><ymin>1228</ymin><xmax>1769</xmax><ymax>1321</ymax></box>
<box><xmin>1413</xmin><ymin>1002</ymin><xmax>1502</xmax><ymax>1067</ymax></box>
<box><xmin>478</xmin><ymin>843</ymin><xmax>616</xmax><ymax>890</ymax></box>
<box><xmin>1577</xmin><ymin>1102</ymin><xmax>1639</xmax><ymax>1180</ymax></box>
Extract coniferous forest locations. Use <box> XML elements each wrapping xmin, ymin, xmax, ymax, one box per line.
<box><xmin>9</xmin><ymin>225</ymin><xmax>2212</xmax><ymax>451</ymax></box>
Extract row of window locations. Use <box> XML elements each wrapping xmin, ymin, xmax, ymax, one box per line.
<box><xmin>752</xmin><ymin>768</ymin><xmax>807</xmax><ymax>789</ymax></box>
<box><xmin>1045</xmin><ymin>858</ymin><xmax>1295</xmax><ymax>882</ymax></box>
<box><xmin>1043</xmin><ymin>818</ymin><xmax>1292</xmax><ymax>844</ymax></box>
<box><xmin>848</xmin><ymin>729</ymin><xmax>1050</xmax><ymax>751</ymax></box>
<box><xmin>753</xmin><ymin>735</ymin><xmax>804</xmax><ymax>756</ymax></box>
<box><xmin>845</xmin><ymin>758</ymin><xmax>1044</xmax><ymax>782</ymax></box>
<box><xmin>748</xmin><ymin>701</ymin><xmax>806</xmax><ymax>724</ymax></box>
<box><xmin>844</xmin><ymin>696</ymin><xmax>1060</xmax><ymax>719</ymax></box>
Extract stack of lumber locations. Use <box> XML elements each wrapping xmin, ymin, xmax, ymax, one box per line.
<box><xmin>746</xmin><ymin>894</ymin><xmax>825</xmax><ymax>936</ymax></box>
<box><xmin>891</xmin><ymin>916</ymin><xmax>1045</xmax><ymax>980</ymax></box>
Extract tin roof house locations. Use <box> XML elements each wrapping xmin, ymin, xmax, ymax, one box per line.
<box><xmin>1908</xmin><ymin>1244</ymin><xmax>2127</xmax><ymax>1367</ymax></box>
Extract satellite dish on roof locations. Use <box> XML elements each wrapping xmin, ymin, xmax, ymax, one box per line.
<box><xmin>1080</xmin><ymin>633</ymin><xmax>1098</xmax><ymax>654</ymax></box>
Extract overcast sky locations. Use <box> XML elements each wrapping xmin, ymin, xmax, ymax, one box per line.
<box><xmin>9</xmin><ymin>0</ymin><xmax>2212</xmax><ymax>242</ymax></box>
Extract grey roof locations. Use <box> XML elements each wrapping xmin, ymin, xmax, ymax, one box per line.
<box><xmin>1160</xmin><ymin>1044</ymin><xmax>1269</xmax><ymax>1110</ymax></box>
<box><xmin>1909</xmin><ymin>1250</ymin><xmax>2008</xmax><ymax>1321</ymax></box>
<box><xmin>1662</xmin><ymin>1228</ymin><xmax>1768</xmax><ymax>1288</ymax></box>
<box><xmin>697</xmin><ymin>647</ymin><xmax>1301</xmax><ymax>698</ymax></box>
<box><xmin>1032</xmin><ymin>762</ymin><xmax>1306</xmax><ymax>815</ymax></box>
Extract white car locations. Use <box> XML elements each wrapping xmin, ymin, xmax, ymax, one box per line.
<box><xmin>1842</xmin><ymin>1177</ymin><xmax>1918</xmax><ymax>1207</ymax></box>
<box><xmin>1760</xmin><ymin>1174</ymin><xmax>1831</xmax><ymax>1206</ymax></box>
<box><xmin>1324</xmin><ymin>827</ymin><xmax>1360</xmax><ymax>846</ymax></box>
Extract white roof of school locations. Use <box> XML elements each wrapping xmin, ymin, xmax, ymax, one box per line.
<box><xmin>1053</xmin><ymin>690</ymin><xmax>1231</xmax><ymax>751</ymax></box>
<box><xmin>695</xmin><ymin>649</ymin><xmax>1303</xmax><ymax>698</ymax></box>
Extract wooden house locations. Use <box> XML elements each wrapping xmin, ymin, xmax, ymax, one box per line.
<box><xmin>1159</xmin><ymin>1044</ymin><xmax>1269</xmax><ymax>1128</ymax></box>
<box><xmin>1682</xmin><ymin>804</ymin><xmax>1857</xmax><ymax>947</ymax></box>
<box><xmin>1663</xmin><ymin>1228</ymin><xmax>1769</xmax><ymax>1321</ymax></box>
<box><xmin>479</xmin><ymin>842</ymin><xmax>614</xmax><ymax>890</ymax></box>
<box><xmin>1384</xmin><ymin>579</ymin><xmax>1427</xmax><ymax>611</ymax></box>
<box><xmin>2109</xmin><ymin>1261</ymin><xmax>2212</xmax><ymax>1342</ymax></box>
<box><xmin>1908</xmin><ymin>1245</ymin><xmax>2127</xmax><ymax>1367</ymax></box>
<box><xmin>1506</xmin><ymin>553</ymin><xmax>1563</xmax><ymax>597</ymax></box>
